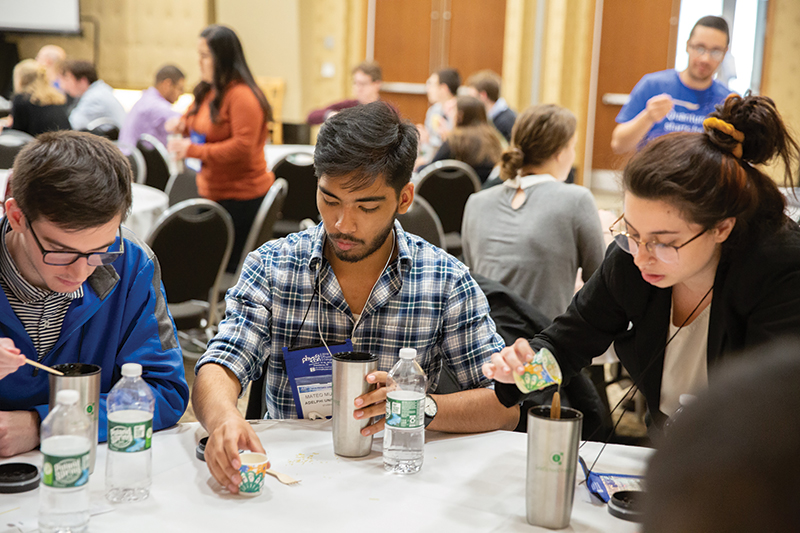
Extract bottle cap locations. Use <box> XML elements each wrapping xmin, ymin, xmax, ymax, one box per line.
<box><xmin>679</xmin><ymin>394</ymin><xmax>697</xmax><ymax>407</ymax></box>
<box><xmin>121</xmin><ymin>363</ymin><xmax>143</xmax><ymax>377</ymax></box>
<box><xmin>56</xmin><ymin>389</ymin><xmax>79</xmax><ymax>405</ymax></box>
<box><xmin>399</xmin><ymin>348</ymin><xmax>416</xmax><ymax>360</ymax></box>
<box><xmin>0</xmin><ymin>463</ymin><xmax>39</xmax><ymax>494</ymax></box>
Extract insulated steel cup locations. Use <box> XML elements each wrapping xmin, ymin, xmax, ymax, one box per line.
<box><xmin>332</xmin><ymin>352</ymin><xmax>378</xmax><ymax>457</ymax></box>
<box><xmin>526</xmin><ymin>405</ymin><xmax>583</xmax><ymax>529</ymax></box>
<box><xmin>49</xmin><ymin>363</ymin><xmax>102</xmax><ymax>473</ymax></box>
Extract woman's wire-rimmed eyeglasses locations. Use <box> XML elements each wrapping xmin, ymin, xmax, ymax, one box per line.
<box><xmin>609</xmin><ymin>214</ymin><xmax>706</xmax><ymax>264</ymax></box>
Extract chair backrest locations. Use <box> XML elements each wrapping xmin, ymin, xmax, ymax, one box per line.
<box><xmin>255</xmin><ymin>76</ymin><xmax>285</xmax><ymax>145</ymax></box>
<box><xmin>396</xmin><ymin>196</ymin><xmax>447</xmax><ymax>251</ymax></box>
<box><xmin>271</xmin><ymin>152</ymin><xmax>318</xmax><ymax>223</ymax></box>
<box><xmin>145</xmin><ymin>199</ymin><xmax>233</xmax><ymax>321</ymax></box>
<box><xmin>415</xmin><ymin>159</ymin><xmax>481</xmax><ymax>235</ymax></box>
<box><xmin>137</xmin><ymin>133</ymin><xmax>174</xmax><ymax>191</ymax></box>
<box><xmin>233</xmin><ymin>178</ymin><xmax>288</xmax><ymax>277</ymax></box>
<box><xmin>114</xmin><ymin>141</ymin><xmax>146</xmax><ymax>184</ymax></box>
<box><xmin>164</xmin><ymin>168</ymin><xmax>200</xmax><ymax>206</ymax></box>
<box><xmin>85</xmin><ymin>117</ymin><xmax>120</xmax><ymax>141</ymax></box>
<box><xmin>0</xmin><ymin>130</ymin><xmax>35</xmax><ymax>169</ymax></box>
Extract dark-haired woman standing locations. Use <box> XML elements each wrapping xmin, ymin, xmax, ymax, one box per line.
<box><xmin>169</xmin><ymin>25</ymin><xmax>273</xmax><ymax>271</ymax></box>
<box><xmin>484</xmin><ymin>94</ymin><xmax>800</xmax><ymax>429</ymax></box>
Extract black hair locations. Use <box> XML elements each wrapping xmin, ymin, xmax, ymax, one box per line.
<box><xmin>436</xmin><ymin>68</ymin><xmax>461</xmax><ymax>97</ymax></box>
<box><xmin>155</xmin><ymin>64</ymin><xmax>185</xmax><ymax>85</ymax></box>
<box><xmin>189</xmin><ymin>25</ymin><xmax>272</xmax><ymax>124</ymax></box>
<box><xmin>62</xmin><ymin>60</ymin><xmax>98</xmax><ymax>85</ymax></box>
<box><xmin>313</xmin><ymin>101</ymin><xmax>418</xmax><ymax>196</ymax></box>
<box><xmin>690</xmin><ymin>15</ymin><xmax>730</xmax><ymax>46</ymax></box>
<box><xmin>10</xmin><ymin>131</ymin><xmax>132</xmax><ymax>230</ymax></box>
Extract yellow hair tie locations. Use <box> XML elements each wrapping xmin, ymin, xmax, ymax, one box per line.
<box><xmin>703</xmin><ymin>117</ymin><xmax>744</xmax><ymax>158</ymax></box>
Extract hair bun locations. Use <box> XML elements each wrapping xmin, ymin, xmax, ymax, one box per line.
<box><xmin>499</xmin><ymin>146</ymin><xmax>524</xmax><ymax>181</ymax></box>
<box><xmin>709</xmin><ymin>94</ymin><xmax>790</xmax><ymax>166</ymax></box>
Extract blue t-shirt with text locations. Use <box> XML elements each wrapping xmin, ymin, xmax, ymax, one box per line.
<box><xmin>616</xmin><ymin>69</ymin><xmax>732</xmax><ymax>148</ymax></box>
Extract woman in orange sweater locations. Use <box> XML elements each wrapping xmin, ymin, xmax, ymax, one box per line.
<box><xmin>169</xmin><ymin>24</ymin><xmax>274</xmax><ymax>271</ymax></box>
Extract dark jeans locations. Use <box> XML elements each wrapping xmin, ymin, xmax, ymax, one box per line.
<box><xmin>217</xmin><ymin>195</ymin><xmax>265</xmax><ymax>273</ymax></box>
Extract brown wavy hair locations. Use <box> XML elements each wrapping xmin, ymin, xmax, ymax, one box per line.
<box><xmin>623</xmin><ymin>94</ymin><xmax>799</xmax><ymax>248</ymax></box>
<box><xmin>500</xmin><ymin>104</ymin><xmax>576</xmax><ymax>181</ymax></box>
<box><xmin>13</xmin><ymin>59</ymin><xmax>66</xmax><ymax>107</ymax></box>
<box><xmin>447</xmin><ymin>95</ymin><xmax>502</xmax><ymax>169</ymax></box>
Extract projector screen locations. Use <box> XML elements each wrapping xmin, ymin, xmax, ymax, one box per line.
<box><xmin>0</xmin><ymin>0</ymin><xmax>81</xmax><ymax>34</ymax></box>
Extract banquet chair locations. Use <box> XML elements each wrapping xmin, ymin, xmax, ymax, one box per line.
<box><xmin>271</xmin><ymin>152</ymin><xmax>318</xmax><ymax>237</ymax></box>
<box><xmin>164</xmin><ymin>167</ymin><xmax>200</xmax><ymax>207</ymax></box>
<box><xmin>146</xmin><ymin>199</ymin><xmax>233</xmax><ymax>353</ymax></box>
<box><xmin>85</xmin><ymin>117</ymin><xmax>120</xmax><ymax>141</ymax></box>
<box><xmin>396</xmin><ymin>196</ymin><xmax>447</xmax><ymax>251</ymax></box>
<box><xmin>414</xmin><ymin>160</ymin><xmax>481</xmax><ymax>258</ymax></box>
<box><xmin>114</xmin><ymin>141</ymin><xmax>146</xmax><ymax>184</ymax></box>
<box><xmin>137</xmin><ymin>133</ymin><xmax>174</xmax><ymax>192</ymax></box>
<box><xmin>219</xmin><ymin>178</ymin><xmax>288</xmax><ymax>293</ymax></box>
<box><xmin>0</xmin><ymin>130</ymin><xmax>35</xmax><ymax>169</ymax></box>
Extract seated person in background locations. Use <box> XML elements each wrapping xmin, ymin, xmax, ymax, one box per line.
<box><xmin>119</xmin><ymin>65</ymin><xmax>184</xmax><ymax>148</ymax></box>
<box><xmin>193</xmin><ymin>101</ymin><xmax>518</xmax><ymax>493</ymax></box>
<box><xmin>0</xmin><ymin>131</ymin><xmax>189</xmax><ymax>457</ymax></box>
<box><xmin>644</xmin><ymin>339</ymin><xmax>800</xmax><ymax>533</ymax></box>
<box><xmin>461</xmin><ymin>104</ymin><xmax>604</xmax><ymax>320</ymax></box>
<box><xmin>417</xmin><ymin>67</ymin><xmax>460</xmax><ymax>165</ymax></box>
<box><xmin>8</xmin><ymin>59</ymin><xmax>71</xmax><ymax>137</ymax></box>
<box><xmin>485</xmin><ymin>94</ymin><xmax>800</xmax><ymax>432</ymax></box>
<box><xmin>60</xmin><ymin>60</ymin><xmax>127</xmax><ymax>131</ymax></box>
<box><xmin>306</xmin><ymin>61</ymin><xmax>382</xmax><ymax>125</ymax></box>
<box><xmin>611</xmin><ymin>15</ymin><xmax>731</xmax><ymax>154</ymax></box>
<box><xmin>34</xmin><ymin>45</ymin><xmax>66</xmax><ymax>91</ymax></box>
<box><xmin>420</xmin><ymin>95</ymin><xmax>503</xmax><ymax>184</ymax></box>
<box><xmin>465</xmin><ymin>69</ymin><xmax>516</xmax><ymax>143</ymax></box>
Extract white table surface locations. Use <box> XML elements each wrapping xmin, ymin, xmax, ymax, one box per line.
<box><xmin>265</xmin><ymin>144</ymin><xmax>314</xmax><ymax>171</ymax></box>
<box><xmin>0</xmin><ymin>420</ymin><xmax>652</xmax><ymax>533</ymax></box>
<box><xmin>127</xmin><ymin>183</ymin><xmax>169</xmax><ymax>241</ymax></box>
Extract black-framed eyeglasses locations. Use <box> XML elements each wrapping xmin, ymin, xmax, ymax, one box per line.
<box><xmin>609</xmin><ymin>214</ymin><xmax>706</xmax><ymax>265</ymax></box>
<box><xmin>687</xmin><ymin>43</ymin><xmax>726</xmax><ymax>61</ymax></box>
<box><xmin>27</xmin><ymin>222</ymin><xmax>124</xmax><ymax>266</ymax></box>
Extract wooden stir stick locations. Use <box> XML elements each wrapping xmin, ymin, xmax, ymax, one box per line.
<box><xmin>23</xmin><ymin>358</ymin><xmax>64</xmax><ymax>376</ymax></box>
<box><xmin>550</xmin><ymin>388</ymin><xmax>561</xmax><ymax>420</ymax></box>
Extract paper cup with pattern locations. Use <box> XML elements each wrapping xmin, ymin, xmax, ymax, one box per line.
<box><xmin>513</xmin><ymin>347</ymin><xmax>563</xmax><ymax>393</ymax></box>
<box><xmin>237</xmin><ymin>452</ymin><xmax>269</xmax><ymax>496</ymax></box>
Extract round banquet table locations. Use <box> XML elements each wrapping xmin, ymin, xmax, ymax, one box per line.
<box><xmin>127</xmin><ymin>183</ymin><xmax>169</xmax><ymax>240</ymax></box>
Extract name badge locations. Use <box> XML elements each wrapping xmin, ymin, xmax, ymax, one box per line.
<box><xmin>283</xmin><ymin>340</ymin><xmax>353</xmax><ymax>419</ymax></box>
<box><xmin>186</xmin><ymin>130</ymin><xmax>206</xmax><ymax>172</ymax></box>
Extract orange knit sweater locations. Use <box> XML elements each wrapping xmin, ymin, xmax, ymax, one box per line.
<box><xmin>184</xmin><ymin>83</ymin><xmax>274</xmax><ymax>201</ymax></box>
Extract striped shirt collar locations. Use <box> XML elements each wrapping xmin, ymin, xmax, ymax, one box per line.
<box><xmin>0</xmin><ymin>218</ymin><xmax>84</xmax><ymax>303</ymax></box>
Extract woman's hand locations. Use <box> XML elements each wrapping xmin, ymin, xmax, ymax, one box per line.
<box><xmin>482</xmin><ymin>338</ymin><xmax>535</xmax><ymax>384</ymax></box>
<box><xmin>167</xmin><ymin>136</ymin><xmax>192</xmax><ymax>160</ymax></box>
<box><xmin>164</xmin><ymin>116</ymin><xmax>185</xmax><ymax>134</ymax></box>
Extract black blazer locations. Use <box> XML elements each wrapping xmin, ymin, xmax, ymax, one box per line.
<box><xmin>496</xmin><ymin>222</ymin><xmax>800</xmax><ymax>427</ymax></box>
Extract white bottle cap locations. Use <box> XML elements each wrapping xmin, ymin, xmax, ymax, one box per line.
<box><xmin>56</xmin><ymin>389</ymin><xmax>80</xmax><ymax>405</ymax></box>
<box><xmin>678</xmin><ymin>393</ymin><xmax>697</xmax><ymax>407</ymax></box>
<box><xmin>121</xmin><ymin>363</ymin><xmax>143</xmax><ymax>377</ymax></box>
<box><xmin>399</xmin><ymin>348</ymin><xmax>417</xmax><ymax>360</ymax></box>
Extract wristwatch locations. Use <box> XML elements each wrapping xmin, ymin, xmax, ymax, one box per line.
<box><xmin>424</xmin><ymin>394</ymin><xmax>438</xmax><ymax>428</ymax></box>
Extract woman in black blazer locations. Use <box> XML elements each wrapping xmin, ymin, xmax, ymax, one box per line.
<box><xmin>484</xmin><ymin>94</ymin><xmax>800</xmax><ymax>429</ymax></box>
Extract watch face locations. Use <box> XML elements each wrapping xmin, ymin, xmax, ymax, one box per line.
<box><xmin>424</xmin><ymin>395</ymin><xmax>437</xmax><ymax>417</ymax></box>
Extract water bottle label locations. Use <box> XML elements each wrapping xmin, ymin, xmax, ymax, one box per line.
<box><xmin>108</xmin><ymin>419</ymin><xmax>153</xmax><ymax>453</ymax></box>
<box><xmin>42</xmin><ymin>452</ymin><xmax>90</xmax><ymax>488</ymax></box>
<box><xmin>385</xmin><ymin>395</ymin><xmax>424</xmax><ymax>429</ymax></box>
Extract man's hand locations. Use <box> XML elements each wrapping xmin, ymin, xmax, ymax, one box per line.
<box><xmin>482</xmin><ymin>338</ymin><xmax>535</xmax><ymax>384</ymax></box>
<box><xmin>0</xmin><ymin>337</ymin><xmax>25</xmax><ymax>381</ymax></box>
<box><xmin>164</xmin><ymin>116</ymin><xmax>185</xmax><ymax>134</ymax></box>
<box><xmin>353</xmin><ymin>371</ymin><xmax>388</xmax><ymax>436</ymax></box>
<box><xmin>0</xmin><ymin>410</ymin><xmax>40</xmax><ymax>457</ymax></box>
<box><xmin>204</xmin><ymin>415</ymin><xmax>268</xmax><ymax>494</ymax></box>
<box><xmin>645</xmin><ymin>94</ymin><xmax>674</xmax><ymax>124</ymax></box>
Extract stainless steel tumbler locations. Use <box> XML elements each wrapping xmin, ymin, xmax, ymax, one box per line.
<box><xmin>526</xmin><ymin>405</ymin><xmax>583</xmax><ymax>529</ymax></box>
<box><xmin>332</xmin><ymin>352</ymin><xmax>378</xmax><ymax>457</ymax></box>
<box><xmin>49</xmin><ymin>363</ymin><xmax>102</xmax><ymax>473</ymax></box>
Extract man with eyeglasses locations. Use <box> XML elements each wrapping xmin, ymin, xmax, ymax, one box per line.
<box><xmin>611</xmin><ymin>15</ymin><xmax>732</xmax><ymax>154</ymax></box>
<box><xmin>0</xmin><ymin>131</ymin><xmax>189</xmax><ymax>457</ymax></box>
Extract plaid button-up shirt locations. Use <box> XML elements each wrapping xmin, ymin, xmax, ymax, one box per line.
<box><xmin>198</xmin><ymin>220</ymin><xmax>504</xmax><ymax>419</ymax></box>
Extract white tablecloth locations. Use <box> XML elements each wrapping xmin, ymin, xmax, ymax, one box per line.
<box><xmin>0</xmin><ymin>420</ymin><xmax>652</xmax><ymax>532</ymax></box>
<box><xmin>127</xmin><ymin>183</ymin><xmax>169</xmax><ymax>240</ymax></box>
<box><xmin>265</xmin><ymin>144</ymin><xmax>315</xmax><ymax>171</ymax></box>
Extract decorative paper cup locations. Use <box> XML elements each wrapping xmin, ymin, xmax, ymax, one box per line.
<box><xmin>237</xmin><ymin>452</ymin><xmax>269</xmax><ymax>496</ymax></box>
<box><xmin>514</xmin><ymin>347</ymin><xmax>563</xmax><ymax>393</ymax></box>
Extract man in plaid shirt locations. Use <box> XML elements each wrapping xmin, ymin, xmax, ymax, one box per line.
<box><xmin>193</xmin><ymin>102</ymin><xmax>519</xmax><ymax>493</ymax></box>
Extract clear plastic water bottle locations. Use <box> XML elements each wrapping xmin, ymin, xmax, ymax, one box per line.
<box><xmin>39</xmin><ymin>389</ymin><xmax>92</xmax><ymax>533</ymax></box>
<box><xmin>383</xmin><ymin>348</ymin><xmax>427</xmax><ymax>474</ymax></box>
<box><xmin>105</xmin><ymin>363</ymin><xmax>155</xmax><ymax>502</ymax></box>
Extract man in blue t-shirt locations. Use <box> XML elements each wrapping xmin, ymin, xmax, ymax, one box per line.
<box><xmin>611</xmin><ymin>16</ymin><xmax>732</xmax><ymax>154</ymax></box>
